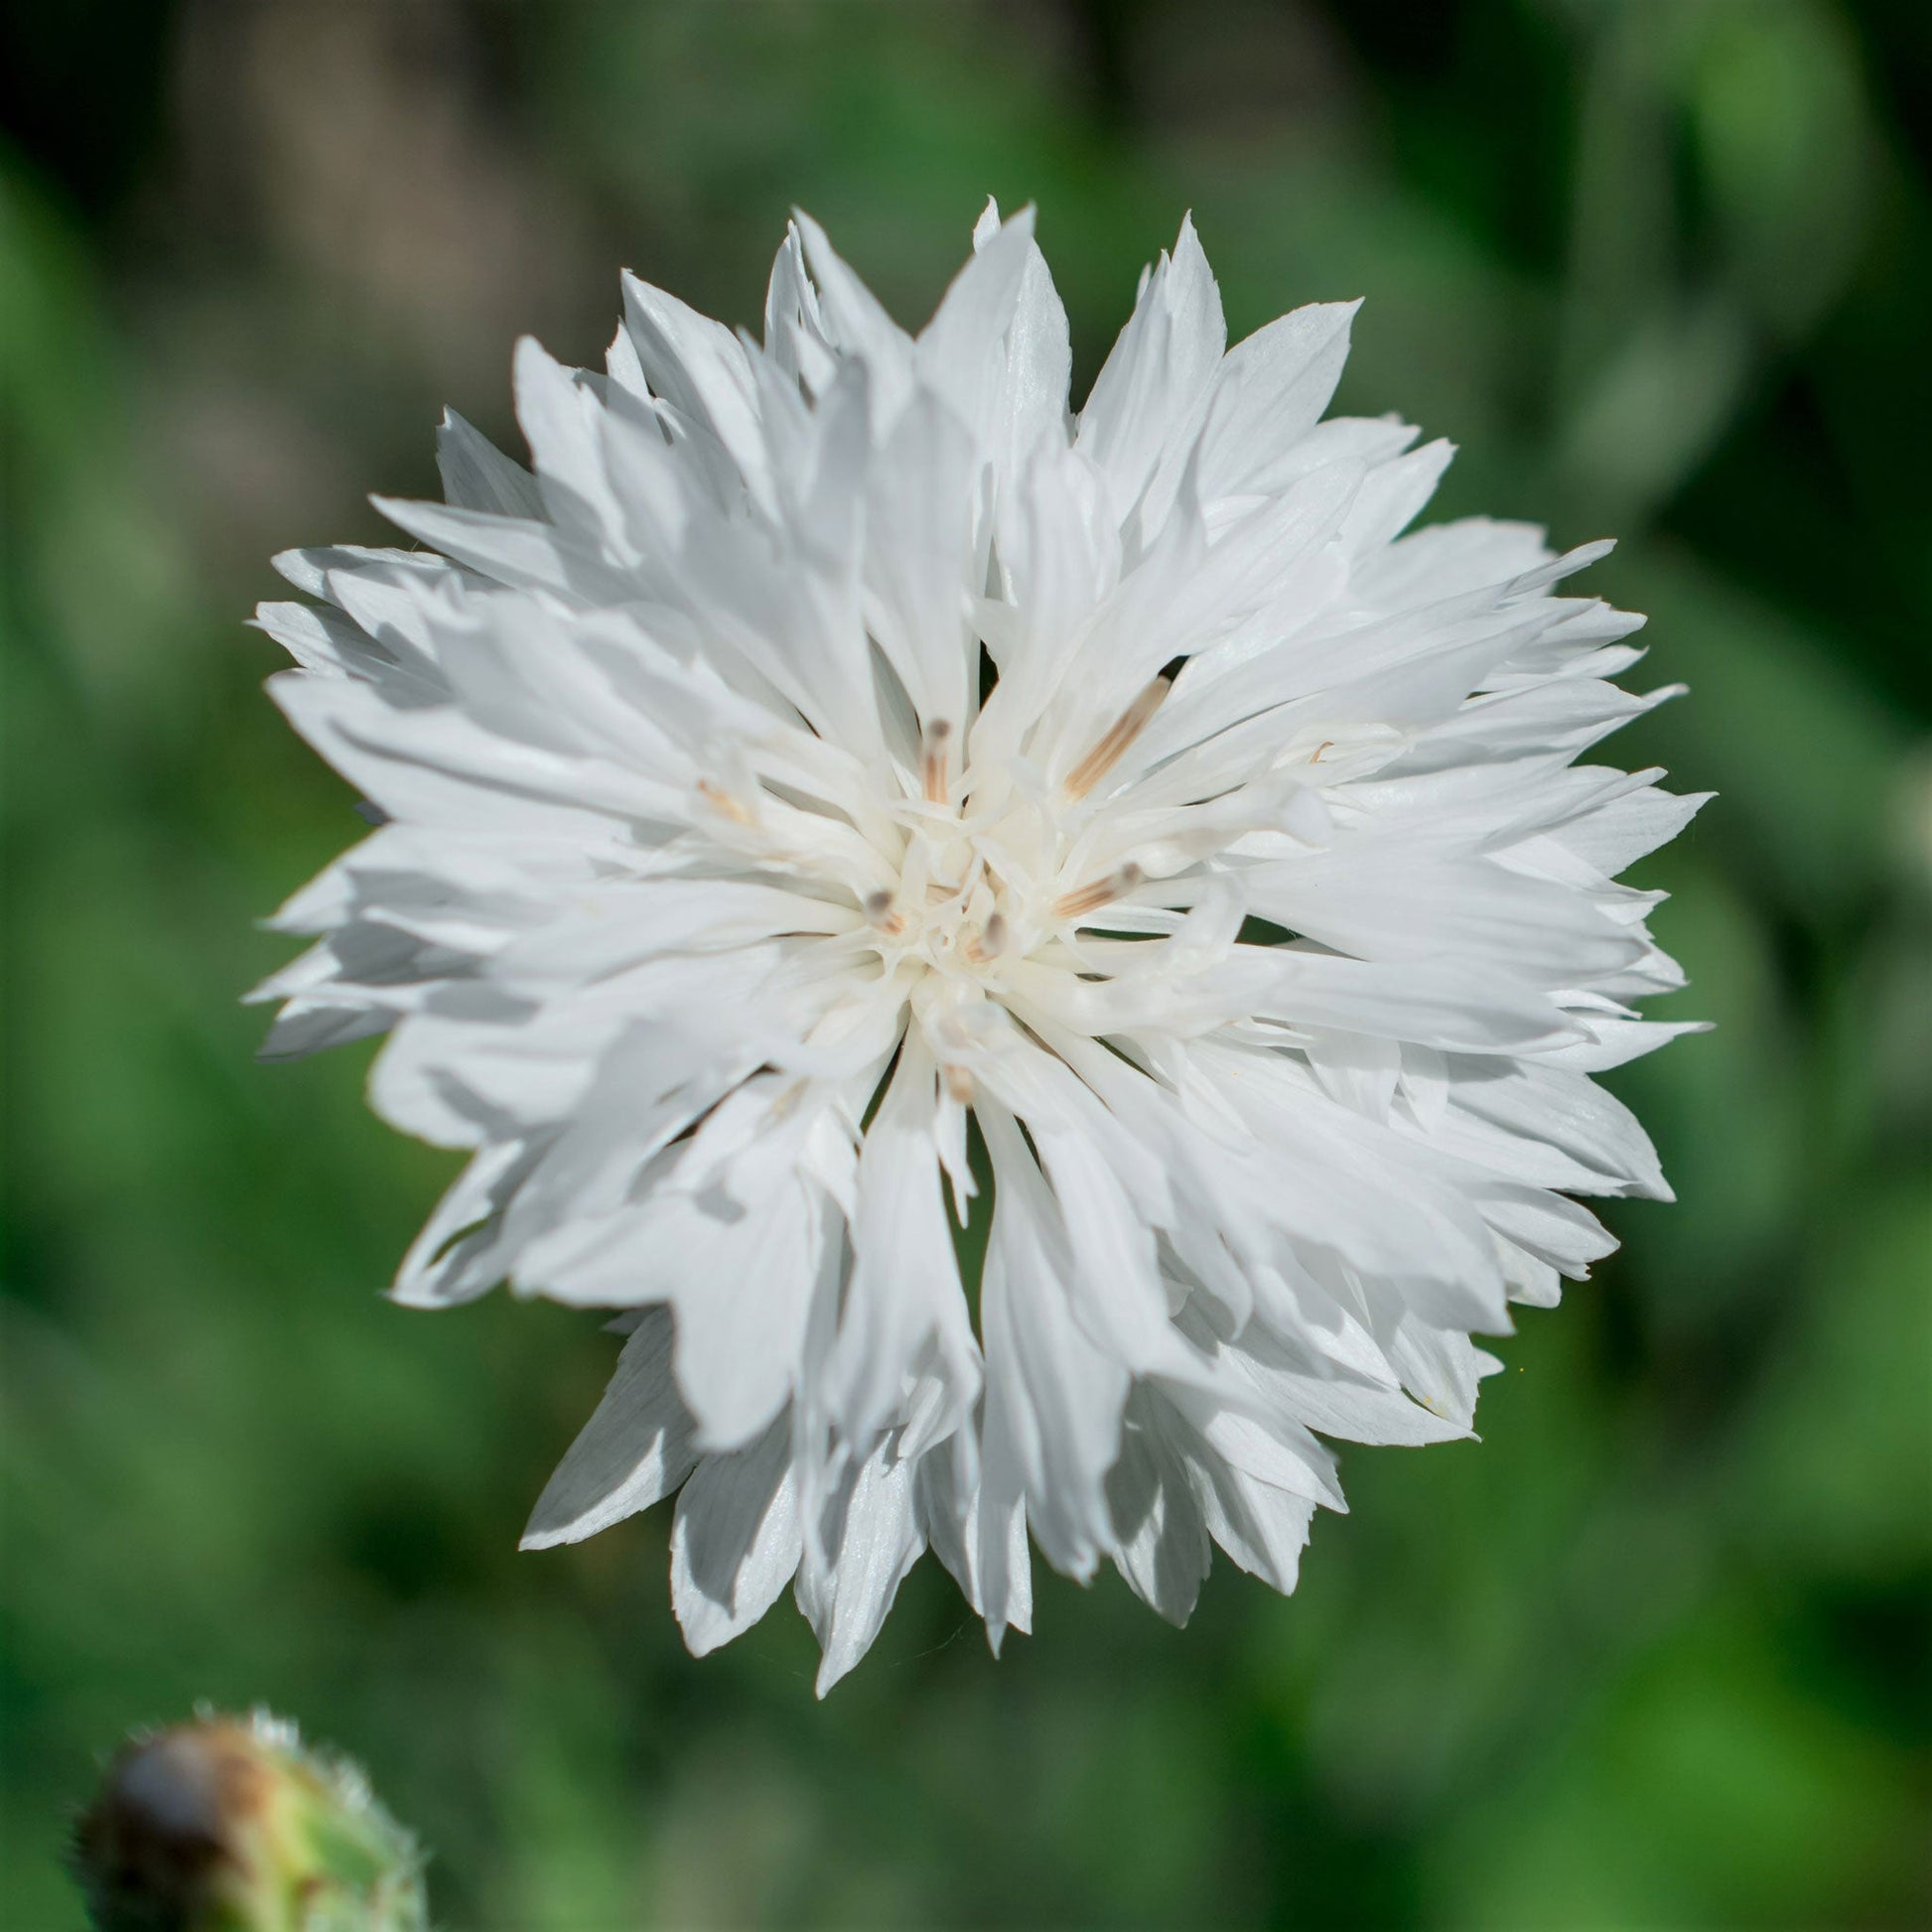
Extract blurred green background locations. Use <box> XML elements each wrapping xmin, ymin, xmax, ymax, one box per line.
<box><xmin>3</xmin><ymin>2</ymin><xmax>1928</xmax><ymax>1926</ymax></box>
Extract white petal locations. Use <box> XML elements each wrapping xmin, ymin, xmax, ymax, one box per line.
<box><xmin>863</xmin><ymin>389</ymin><xmax>978</xmax><ymax>730</ymax></box>
<box><xmin>1077</xmin><ymin>213</ymin><xmax>1226</xmax><ymax>528</ymax></box>
<box><xmin>977</xmin><ymin>1103</ymin><xmax>1132</xmax><ymax>1578</ymax></box>
<box><xmin>670</xmin><ymin>1414</ymin><xmax>801</xmax><ymax>1655</ymax></box>
<box><xmin>523</xmin><ymin>1308</ymin><xmax>700</xmax><ymax>1547</ymax></box>
<box><xmin>1187</xmin><ymin>299</ymin><xmax>1360</xmax><ymax>504</ymax></box>
<box><xmin>668</xmin><ymin>1181</ymin><xmax>824</xmax><ymax>1449</ymax></box>
<box><xmin>619</xmin><ymin>270</ymin><xmax>767</xmax><ymax>497</ymax></box>
<box><xmin>1106</xmin><ymin>1392</ymin><xmax>1211</xmax><ymax>1625</ymax></box>
<box><xmin>916</xmin><ymin>207</ymin><xmax>1036</xmax><ymax>444</ymax></box>
<box><xmin>796</xmin><ymin>1435</ymin><xmax>925</xmax><ymax>1695</ymax></box>
<box><xmin>828</xmin><ymin>1035</ymin><xmax>977</xmax><ymax>1440</ymax></box>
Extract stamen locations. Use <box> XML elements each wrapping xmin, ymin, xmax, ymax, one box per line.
<box><xmin>1053</xmin><ymin>862</ymin><xmax>1144</xmax><ymax>921</ymax></box>
<box><xmin>696</xmin><ymin>777</ymin><xmax>754</xmax><ymax>825</ymax></box>
<box><xmin>921</xmin><ymin>720</ymin><xmax>953</xmax><ymax>804</ymax></box>
<box><xmin>962</xmin><ymin>910</ymin><xmax>1009</xmax><ymax>966</ymax></box>
<box><xmin>864</xmin><ymin>890</ymin><xmax>906</xmax><ymax>938</ymax></box>
<box><xmin>1309</xmin><ymin>741</ymin><xmax>1334</xmax><ymax>765</ymax></box>
<box><xmin>943</xmin><ymin>1063</ymin><xmax>975</xmax><ymax>1105</ymax></box>
<box><xmin>1063</xmin><ymin>674</ymin><xmax>1172</xmax><ymax>799</ymax></box>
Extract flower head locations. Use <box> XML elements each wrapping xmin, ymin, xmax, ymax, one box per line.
<box><xmin>254</xmin><ymin>205</ymin><xmax>1706</xmax><ymax>1691</ymax></box>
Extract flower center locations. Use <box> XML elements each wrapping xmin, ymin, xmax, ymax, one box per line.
<box><xmin>860</xmin><ymin>698</ymin><xmax>1171</xmax><ymax>997</ymax></box>
<box><xmin>864</xmin><ymin>787</ymin><xmax>1038</xmax><ymax>984</ymax></box>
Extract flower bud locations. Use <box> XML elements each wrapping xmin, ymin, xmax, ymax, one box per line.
<box><xmin>73</xmin><ymin>1711</ymin><xmax>427</xmax><ymax>1932</ymax></box>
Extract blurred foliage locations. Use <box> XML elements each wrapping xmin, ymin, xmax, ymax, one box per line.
<box><xmin>3</xmin><ymin>2</ymin><xmax>1928</xmax><ymax>1926</ymax></box>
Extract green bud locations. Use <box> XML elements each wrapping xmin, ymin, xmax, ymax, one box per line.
<box><xmin>73</xmin><ymin>1710</ymin><xmax>429</xmax><ymax>1932</ymax></box>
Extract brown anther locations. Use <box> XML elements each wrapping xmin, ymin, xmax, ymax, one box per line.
<box><xmin>1309</xmin><ymin>741</ymin><xmax>1334</xmax><ymax>765</ymax></box>
<box><xmin>921</xmin><ymin>720</ymin><xmax>953</xmax><ymax>804</ymax></box>
<box><xmin>864</xmin><ymin>890</ymin><xmax>906</xmax><ymax>938</ymax></box>
<box><xmin>1053</xmin><ymin>862</ymin><xmax>1145</xmax><ymax>921</ymax></box>
<box><xmin>943</xmin><ymin>1063</ymin><xmax>975</xmax><ymax>1104</ymax></box>
<box><xmin>1063</xmin><ymin>674</ymin><xmax>1173</xmax><ymax>800</ymax></box>
<box><xmin>696</xmin><ymin>778</ymin><xmax>754</xmax><ymax>825</ymax></box>
<box><xmin>961</xmin><ymin>911</ymin><xmax>1008</xmax><ymax>967</ymax></box>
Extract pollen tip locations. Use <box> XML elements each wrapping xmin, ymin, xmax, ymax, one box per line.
<box><xmin>1062</xmin><ymin>672</ymin><xmax>1173</xmax><ymax>799</ymax></box>
<box><xmin>963</xmin><ymin>908</ymin><xmax>1009</xmax><ymax>967</ymax></box>
<box><xmin>1053</xmin><ymin>862</ymin><xmax>1143</xmax><ymax>921</ymax></box>
<box><xmin>863</xmin><ymin>890</ymin><xmax>906</xmax><ymax>937</ymax></box>
<box><xmin>920</xmin><ymin>720</ymin><xmax>954</xmax><ymax>803</ymax></box>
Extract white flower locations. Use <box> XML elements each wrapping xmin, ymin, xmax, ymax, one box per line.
<box><xmin>254</xmin><ymin>204</ymin><xmax>1707</xmax><ymax>1692</ymax></box>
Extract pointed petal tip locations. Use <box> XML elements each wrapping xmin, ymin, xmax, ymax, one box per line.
<box><xmin>507</xmin><ymin>334</ymin><xmax>567</xmax><ymax>402</ymax></box>
<box><xmin>384</xmin><ymin>1278</ymin><xmax>454</xmax><ymax>1312</ymax></box>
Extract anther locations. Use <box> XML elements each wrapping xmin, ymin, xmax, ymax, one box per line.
<box><xmin>1063</xmin><ymin>674</ymin><xmax>1172</xmax><ymax>800</ymax></box>
<box><xmin>921</xmin><ymin>720</ymin><xmax>953</xmax><ymax>804</ymax></box>
<box><xmin>962</xmin><ymin>910</ymin><xmax>1009</xmax><ymax>966</ymax></box>
<box><xmin>943</xmin><ymin>1063</ymin><xmax>975</xmax><ymax>1105</ymax></box>
<box><xmin>1053</xmin><ymin>862</ymin><xmax>1144</xmax><ymax>921</ymax></box>
<box><xmin>1309</xmin><ymin>741</ymin><xmax>1334</xmax><ymax>765</ymax></box>
<box><xmin>864</xmin><ymin>890</ymin><xmax>906</xmax><ymax>938</ymax></box>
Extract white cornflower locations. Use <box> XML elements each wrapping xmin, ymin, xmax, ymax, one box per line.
<box><xmin>254</xmin><ymin>205</ymin><xmax>1705</xmax><ymax>1692</ymax></box>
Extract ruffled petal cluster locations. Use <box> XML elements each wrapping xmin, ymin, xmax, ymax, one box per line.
<box><xmin>255</xmin><ymin>205</ymin><xmax>1705</xmax><ymax>1691</ymax></box>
